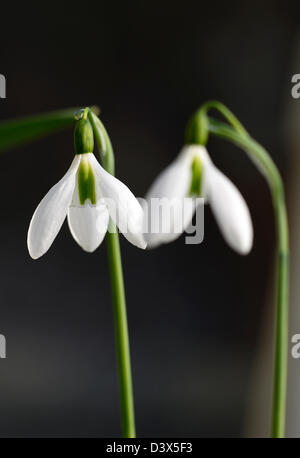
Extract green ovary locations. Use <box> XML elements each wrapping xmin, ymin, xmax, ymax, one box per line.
<box><xmin>77</xmin><ymin>157</ymin><xmax>97</xmax><ymax>205</ymax></box>
<box><xmin>189</xmin><ymin>156</ymin><xmax>203</xmax><ymax>196</ymax></box>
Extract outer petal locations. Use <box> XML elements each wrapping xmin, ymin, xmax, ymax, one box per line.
<box><xmin>144</xmin><ymin>196</ymin><xmax>197</xmax><ymax>248</ymax></box>
<box><xmin>206</xmin><ymin>163</ymin><xmax>253</xmax><ymax>254</ymax></box>
<box><xmin>144</xmin><ymin>146</ymin><xmax>197</xmax><ymax>248</ymax></box>
<box><xmin>145</xmin><ymin>146</ymin><xmax>195</xmax><ymax>201</ymax></box>
<box><xmin>27</xmin><ymin>155</ymin><xmax>81</xmax><ymax>259</ymax></box>
<box><xmin>67</xmin><ymin>201</ymin><xmax>109</xmax><ymax>252</ymax></box>
<box><xmin>88</xmin><ymin>154</ymin><xmax>146</xmax><ymax>249</ymax></box>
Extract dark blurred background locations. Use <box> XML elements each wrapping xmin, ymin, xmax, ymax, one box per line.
<box><xmin>0</xmin><ymin>0</ymin><xmax>298</xmax><ymax>437</ymax></box>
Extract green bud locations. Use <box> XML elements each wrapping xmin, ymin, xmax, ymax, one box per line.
<box><xmin>189</xmin><ymin>155</ymin><xmax>203</xmax><ymax>196</ymax></box>
<box><xmin>74</xmin><ymin>118</ymin><xmax>94</xmax><ymax>155</ymax></box>
<box><xmin>77</xmin><ymin>156</ymin><xmax>96</xmax><ymax>205</ymax></box>
<box><xmin>185</xmin><ymin>109</ymin><xmax>209</xmax><ymax>146</ymax></box>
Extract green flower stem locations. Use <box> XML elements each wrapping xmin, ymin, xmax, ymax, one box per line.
<box><xmin>208</xmin><ymin>116</ymin><xmax>289</xmax><ymax>438</ymax></box>
<box><xmin>89</xmin><ymin>110</ymin><xmax>136</xmax><ymax>438</ymax></box>
<box><xmin>199</xmin><ymin>100</ymin><xmax>248</xmax><ymax>136</ymax></box>
<box><xmin>105</xmin><ymin>223</ymin><xmax>136</xmax><ymax>438</ymax></box>
<box><xmin>185</xmin><ymin>100</ymin><xmax>248</xmax><ymax>145</ymax></box>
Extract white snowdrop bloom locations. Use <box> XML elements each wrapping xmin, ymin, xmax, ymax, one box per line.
<box><xmin>27</xmin><ymin>118</ymin><xmax>146</xmax><ymax>259</ymax></box>
<box><xmin>145</xmin><ymin>144</ymin><xmax>253</xmax><ymax>254</ymax></box>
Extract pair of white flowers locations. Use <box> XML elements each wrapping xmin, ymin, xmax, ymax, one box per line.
<box><xmin>27</xmin><ymin>145</ymin><xmax>253</xmax><ymax>259</ymax></box>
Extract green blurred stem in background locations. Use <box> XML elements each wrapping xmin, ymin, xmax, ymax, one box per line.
<box><xmin>200</xmin><ymin>103</ymin><xmax>289</xmax><ymax>438</ymax></box>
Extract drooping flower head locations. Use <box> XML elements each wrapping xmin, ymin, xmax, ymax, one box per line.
<box><xmin>27</xmin><ymin>112</ymin><xmax>146</xmax><ymax>259</ymax></box>
<box><xmin>144</xmin><ymin>140</ymin><xmax>253</xmax><ymax>254</ymax></box>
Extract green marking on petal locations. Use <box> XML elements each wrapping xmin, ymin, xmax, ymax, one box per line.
<box><xmin>77</xmin><ymin>157</ymin><xmax>97</xmax><ymax>205</ymax></box>
<box><xmin>189</xmin><ymin>155</ymin><xmax>203</xmax><ymax>196</ymax></box>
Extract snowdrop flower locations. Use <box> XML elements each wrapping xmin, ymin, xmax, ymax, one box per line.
<box><xmin>27</xmin><ymin>117</ymin><xmax>146</xmax><ymax>259</ymax></box>
<box><xmin>145</xmin><ymin>144</ymin><xmax>253</xmax><ymax>254</ymax></box>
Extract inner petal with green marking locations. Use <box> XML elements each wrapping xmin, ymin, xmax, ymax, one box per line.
<box><xmin>77</xmin><ymin>156</ymin><xmax>97</xmax><ymax>205</ymax></box>
<box><xmin>189</xmin><ymin>155</ymin><xmax>203</xmax><ymax>196</ymax></box>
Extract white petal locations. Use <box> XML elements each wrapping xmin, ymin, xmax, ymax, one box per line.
<box><xmin>206</xmin><ymin>164</ymin><xmax>253</xmax><ymax>255</ymax></box>
<box><xmin>88</xmin><ymin>154</ymin><xmax>146</xmax><ymax>249</ymax></box>
<box><xmin>144</xmin><ymin>197</ymin><xmax>196</xmax><ymax>248</ymax></box>
<box><xmin>144</xmin><ymin>146</ymin><xmax>200</xmax><ymax>248</ymax></box>
<box><xmin>145</xmin><ymin>146</ymin><xmax>195</xmax><ymax>201</ymax></box>
<box><xmin>27</xmin><ymin>155</ymin><xmax>81</xmax><ymax>259</ymax></box>
<box><xmin>67</xmin><ymin>201</ymin><xmax>109</xmax><ymax>252</ymax></box>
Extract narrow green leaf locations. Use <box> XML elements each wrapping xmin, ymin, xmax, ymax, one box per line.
<box><xmin>0</xmin><ymin>108</ymin><xmax>79</xmax><ymax>153</ymax></box>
